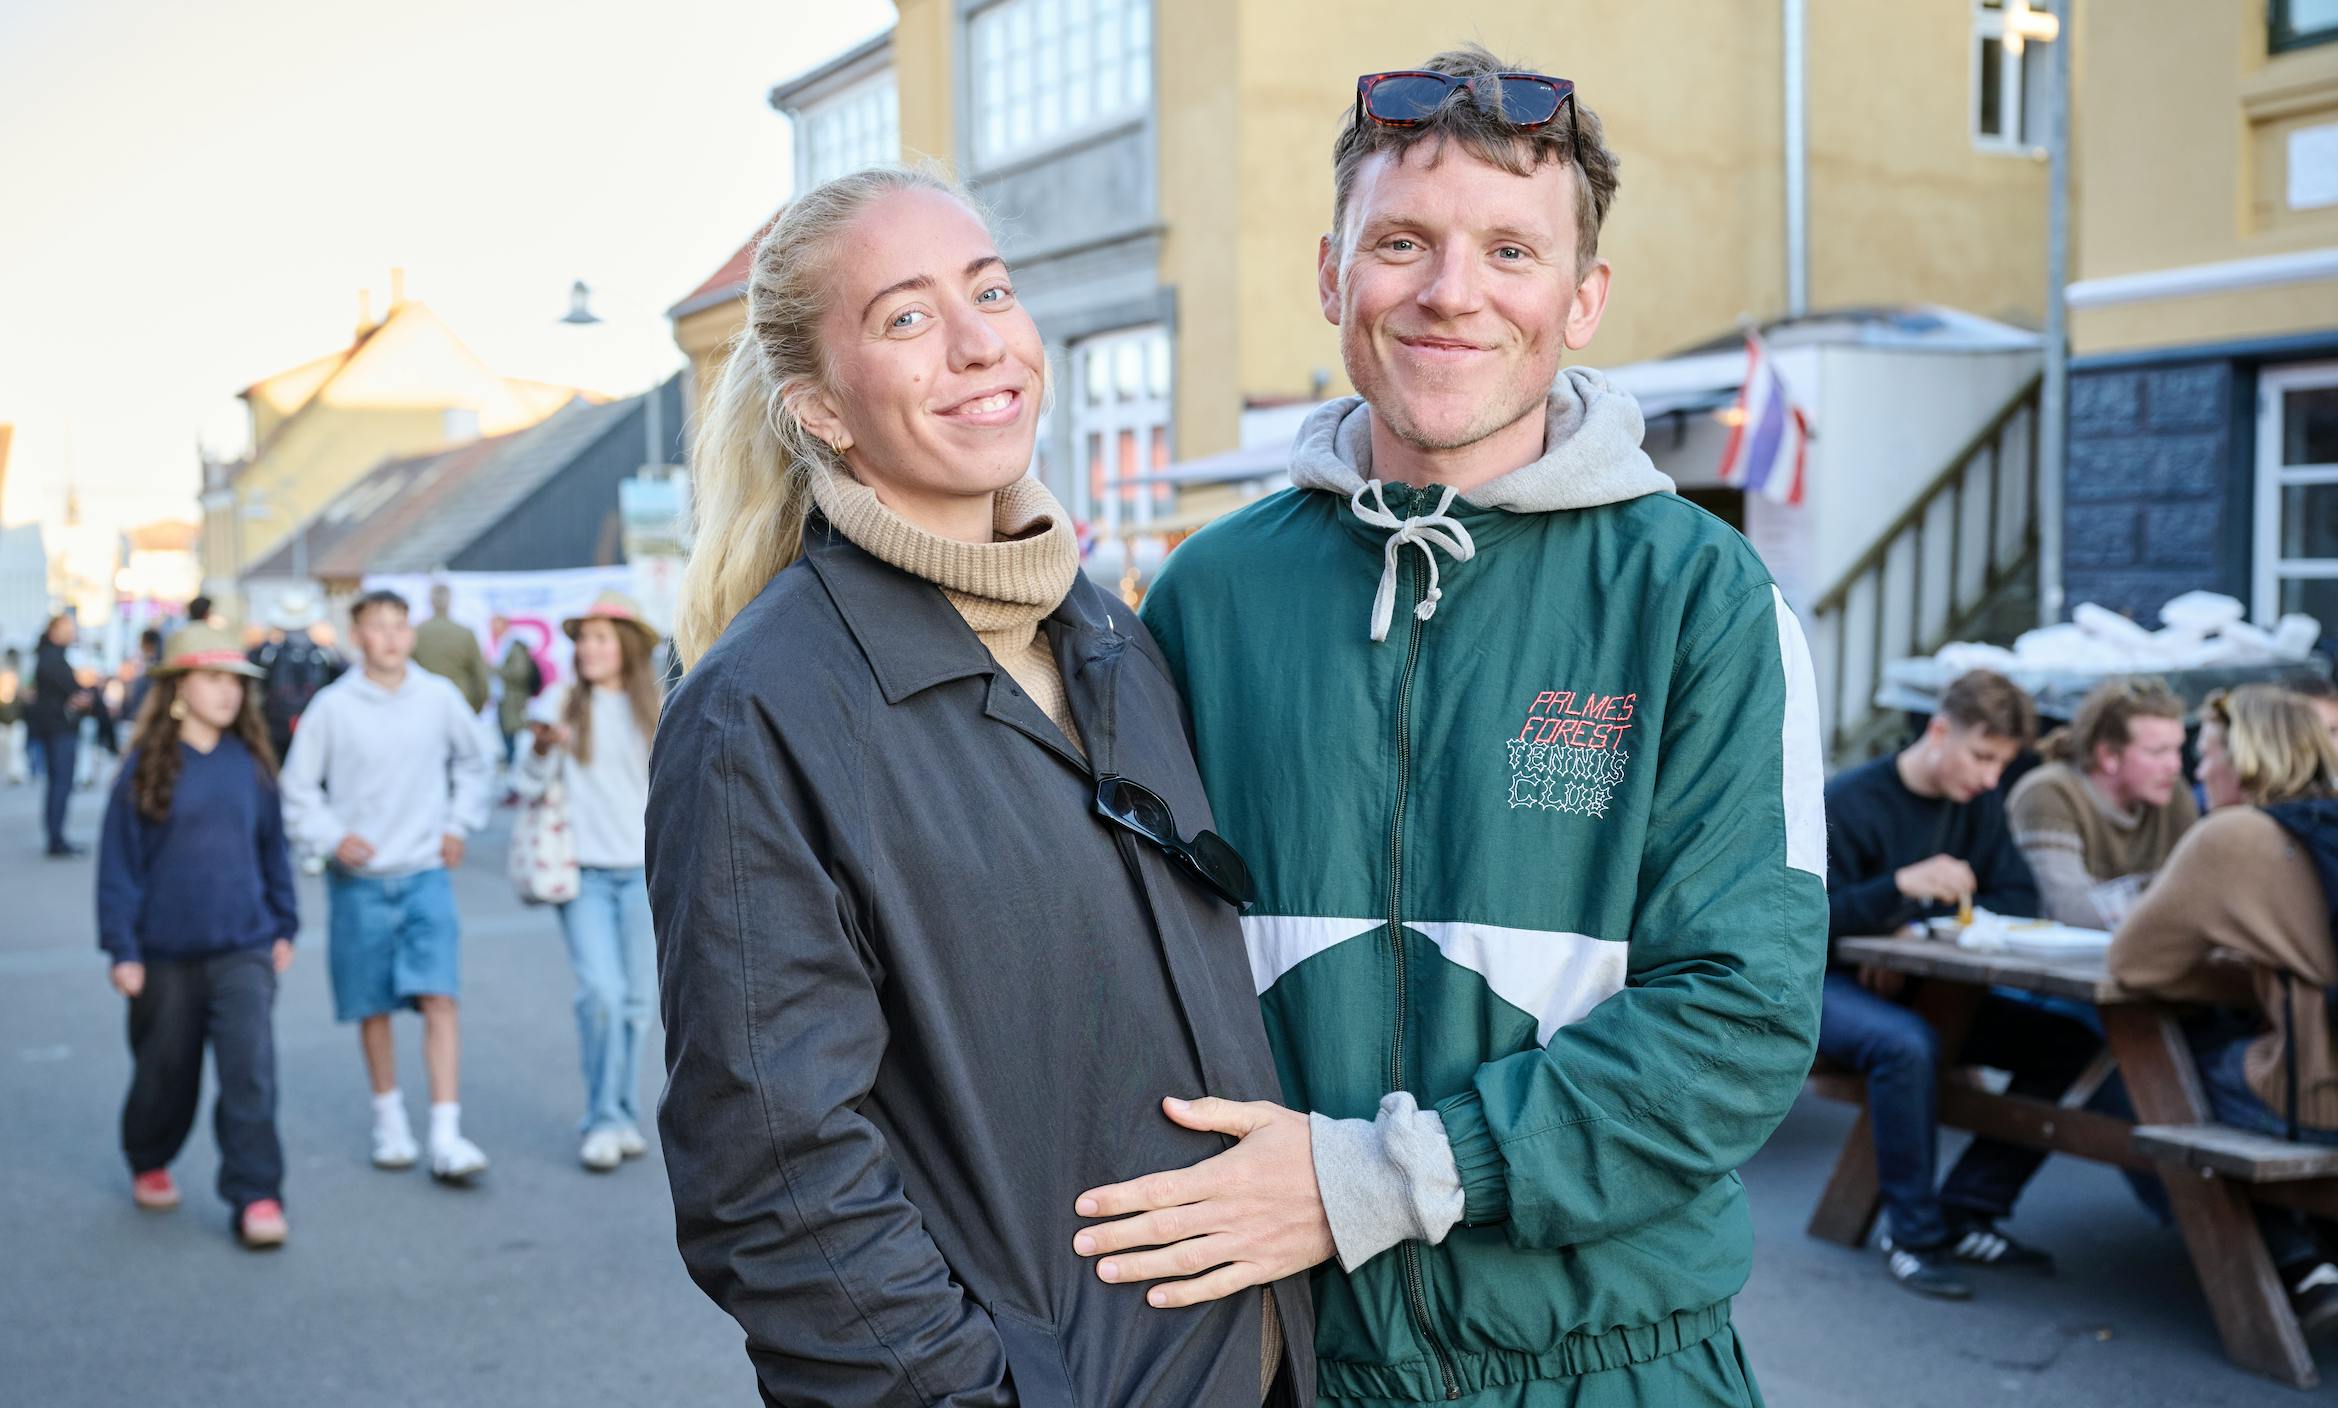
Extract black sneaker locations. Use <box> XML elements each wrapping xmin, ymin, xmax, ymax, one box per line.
<box><xmin>2289</xmin><ymin>1262</ymin><xmax>2338</xmax><ymax>1341</ymax></box>
<box><xmin>1880</xmin><ymin>1236</ymin><xmax>1973</xmax><ymax>1300</ymax></box>
<box><xmin>1945</xmin><ymin>1219</ymin><xmax>2055</xmax><ymax>1274</ymax></box>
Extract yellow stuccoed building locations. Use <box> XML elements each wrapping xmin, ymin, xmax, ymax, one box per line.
<box><xmin>2058</xmin><ymin>0</ymin><xmax>2338</xmax><ymax>633</ymax></box>
<box><xmin>709</xmin><ymin>1</ymin><xmax>2334</xmax><ymax>639</ymax></box>
<box><xmin>200</xmin><ymin>284</ymin><xmax>581</xmax><ymax>607</ymax></box>
<box><xmin>709</xmin><ymin>1</ymin><xmax>2057</xmax><ymax>552</ymax></box>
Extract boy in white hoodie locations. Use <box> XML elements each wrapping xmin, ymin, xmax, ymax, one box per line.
<box><xmin>282</xmin><ymin>589</ymin><xmax>494</xmax><ymax>1181</ymax></box>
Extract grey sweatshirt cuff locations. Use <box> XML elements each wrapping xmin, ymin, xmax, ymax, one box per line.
<box><xmin>1309</xmin><ymin>1092</ymin><xmax>1466</xmax><ymax>1273</ymax></box>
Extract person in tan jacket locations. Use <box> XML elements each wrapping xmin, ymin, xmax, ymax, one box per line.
<box><xmin>410</xmin><ymin>584</ymin><xmax>491</xmax><ymax>714</ymax></box>
<box><xmin>2108</xmin><ymin>684</ymin><xmax>2338</xmax><ymax>1335</ymax></box>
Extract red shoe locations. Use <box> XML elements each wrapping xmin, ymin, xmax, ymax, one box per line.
<box><xmin>131</xmin><ymin>1170</ymin><xmax>180</xmax><ymax>1211</ymax></box>
<box><xmin>237</xmin><ymin>1199</ymin><xmax>288</xmax><ymax>1249</ymax></box>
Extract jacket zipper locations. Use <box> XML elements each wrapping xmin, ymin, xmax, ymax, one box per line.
<box><xmin>1386</xmin><ymin>546</ymin><xmax>1462</xmax><ymax>1401</ymax></box>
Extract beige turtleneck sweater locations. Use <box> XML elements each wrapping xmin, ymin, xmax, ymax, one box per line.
<box><xmin>812</xmin><ymin>464</ymin><xmax>1286</xmax><ymax>1398</ymax></box>
<box><xmin>812</xmin><ymin>465</ymin><xmax>1086</xmax><ymax>757</ymax></box>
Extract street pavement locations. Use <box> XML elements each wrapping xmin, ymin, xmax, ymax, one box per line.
<box><xmin>1</xmin><ymin>763</ymin><xmax>2329</xmax><ymax>1405</ymax></box>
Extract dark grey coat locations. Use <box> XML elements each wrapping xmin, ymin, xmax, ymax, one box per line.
<box><xmin>648</xmin><ymin>523</ymin><xmax>1314</xmax><ymax>1408</ymax></box>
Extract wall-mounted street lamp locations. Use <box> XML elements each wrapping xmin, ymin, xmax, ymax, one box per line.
<box><xmin>560</xmin><ymin>280</ymin><xmax>602</xmax><ymax>326</ymax></box>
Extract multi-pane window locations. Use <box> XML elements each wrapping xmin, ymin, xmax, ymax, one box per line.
<box><xmin>2274</xmin><ymin>0</ymin><xmax>2338</xmax><ymax>53</ymax></box>
<box><xmin>971</xmin><ymin>0</ymin><xmax>1153</xmax><ymax>168</ymax></box>
<box><xmin>2259</xmin><ymin>362</ymin><xmax>2338</xmax><ymax>646</ymax></box>
<box><xmin>1971</xmin><ymin>0</ymin><xmax>2055</xmax><ymax>151</ymax></box>
<box><xmin>796</xmin><ymin>72</ymin><xmax>900</xmax><ymax>194</ymax></box>
<box><xmin>1070</xmin><ymin>325</ymin><xmax>1172</xmax><ymax>535</ymax></box>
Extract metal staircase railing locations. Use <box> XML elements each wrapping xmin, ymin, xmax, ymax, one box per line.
<box><xmin>1808</xmin><ymin>373</ymin><xmax>2042</xmax><ymax>763</ymax></box>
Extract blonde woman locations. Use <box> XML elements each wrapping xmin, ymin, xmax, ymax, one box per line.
<box><xmin>2109</xmin><ymin>685</ymin><xmax>2338</xmax><ymax>1334</ymax></box>
<box><xmin>513</xmin><ymin>592</ymin><xmax>661</xmax><ymax>1172</ymax></box>
<box><xmin>648</xmin><ymin>168</ymin><xmax>1312</xmax><ymax>1405</ymax></box>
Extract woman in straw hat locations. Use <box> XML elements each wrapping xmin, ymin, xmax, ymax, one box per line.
<box><xmin>96</xmin><ymin>624</ymin><xmax>299</xmax><ymax>1249</ymax></box>
<box><xmin>513</xmin><ymin>591</ymin><xmax>663</xmax><ymax>1172</ymax></box>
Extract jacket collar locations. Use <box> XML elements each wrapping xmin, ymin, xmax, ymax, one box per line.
<box><xmin>806</xmin><ymin>519</ymin><xmax>1133</xmax><ymax>773</ymax></box>
<box><xmin>805</xmin><ymin>519</ymin><xmax>997</xmax><ymax>705</ymax></box>
<box><xmin>805</xmin><ymin>516</ymin><xmax>1126</xmax><ymax>701</ymax></box>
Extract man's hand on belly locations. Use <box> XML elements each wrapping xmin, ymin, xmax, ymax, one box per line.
<box><xmin>1071</xmin><ymin>1097</ymin><xmax>1333</xmax><ymax>1308</ymax></box>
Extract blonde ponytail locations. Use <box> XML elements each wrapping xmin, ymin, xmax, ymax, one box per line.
<box><xmin>674</xmin><ymin>164</ymin><xmax>980</xmax><ymax>667</ymax></box>
<box><xmin>673</xmin><ymin>337</ymin><xmax>811</xmax><ymax>666</ymax></box>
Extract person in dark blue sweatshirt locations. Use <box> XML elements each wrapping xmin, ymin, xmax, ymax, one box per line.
<box><xmin>97</xmin><ymin>625</ymin><xmax>299</xmax><ymax>1250</ymax></box>
<box><xmin>1821</xmin><ymin>669</ymin><xmax>2098</xmax><ymax>1301</ymax></box>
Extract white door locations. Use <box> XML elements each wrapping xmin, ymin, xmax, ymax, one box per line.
<box><xmin>2257</xmin><ymin>360</ymin><xmax>2338</xmax><ymax>634</ymax></box>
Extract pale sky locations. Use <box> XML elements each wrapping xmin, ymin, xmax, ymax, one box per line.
<box><xmin>0</xmin><ymin>0</ymin><xmax>894</xmax><ymax>539</ymax></box>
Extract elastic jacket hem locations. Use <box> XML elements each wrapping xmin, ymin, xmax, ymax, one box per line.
<box><xmin>1314</xmin><ymin>1300</ymin><xmax>1733</xmax><ymax>1401</ymax></box>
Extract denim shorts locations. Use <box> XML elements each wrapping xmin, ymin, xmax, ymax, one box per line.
<box><xmin>326</xmin><ymin>867</ymin><xmax>461</xmax><ymax>1022</ymax></box>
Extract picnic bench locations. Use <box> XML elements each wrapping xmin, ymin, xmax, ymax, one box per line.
<box><xmin>1807</xmin><ymin>934</ymin><xmax>2338</xmax><ymax>1390</ymax></box>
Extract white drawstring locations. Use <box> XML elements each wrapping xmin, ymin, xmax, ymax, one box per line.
<box><xmin>1348</xmin><ymin>482</ymin><xmax>1477</xmax><ymax>642</ymax></box>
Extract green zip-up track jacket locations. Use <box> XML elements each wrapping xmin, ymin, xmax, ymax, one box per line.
<box><xmin>1140</xmin><ymin>384</ymin><xmax>1829</xmax><ymax>1402</ymax></box>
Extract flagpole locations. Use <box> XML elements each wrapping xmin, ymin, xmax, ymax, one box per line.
<box><xmin>1783</xmin><ymin>0</ymin><xmax>1809</xmax><ymax>318</ymax></box>
<box><xmin>2037</xmin><ymin>2</ymin><xmax>2070</xmax><ymax>627</ymax></box>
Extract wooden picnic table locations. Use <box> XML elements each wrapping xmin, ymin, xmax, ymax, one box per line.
<box><xmin>1811</xmin><ymin>933</ymin><xmax>2338</xmax><ymax>1390</ymax></box>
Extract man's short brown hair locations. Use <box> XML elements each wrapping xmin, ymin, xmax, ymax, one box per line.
<box><xmin>1936</xmin><ymin>669</ymin><xmax>2037</xmax><ymax>745</ymax></box>
<box><xmin>349</xmin><ymin>589</ymin><xmax>410</xmax><ymax>627</ymax></box>
<box><xmin>1330</xmin><ymin>44</ymin><xmax>1620</xmax><ymax>277</ymax></box>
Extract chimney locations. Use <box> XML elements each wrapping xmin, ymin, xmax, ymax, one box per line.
<box><xmin>357</xmin><ymin>288</ymin><xmax>373</xmax><ymax>339</ymax></box>
<box><xmin>390</xmin><ymin>267</ymin><xmax>406</xmax><ymax>307</ymax></box>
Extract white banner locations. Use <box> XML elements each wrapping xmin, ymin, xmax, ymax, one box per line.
<box><xmin>362</xmin><ymin>566</ymin><xmax>636</xmax><ymax>695</ymax></box>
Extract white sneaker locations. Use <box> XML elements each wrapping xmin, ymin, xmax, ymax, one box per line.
<box><xmin>372</xmin><ymin>1123</ymin><xmax>420</xmax><ymax>1171</ymax></box>
<box><xmin>430</xmin><ymin>1133</ymin><xmax>490</xmax><ymax>1184</ymax></box>
<box><xmin>580</xmin><ymin>1128</ymin><xmax>624</xmax><ymax>1173</ymax></box>
<box><xmin>614</xmin><ymin>1124</ymin><xmax>648</xmax><ymax>1159</ymax></box>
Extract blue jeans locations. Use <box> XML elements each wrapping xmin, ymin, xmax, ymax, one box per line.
<box><xmin>556</xmin><ymin>867</ymin><xmax>654</xmax><ymax>1134</ymax></box>
<box><xmin>38</xmin><ymin>729</ymin><xmax>75</xmax><ymax>850</ymax></box>
<box><xmin>2179</xmin><ymin>1030</ymin><xmax>2337</xmax><ymax>1269</ymax></box>
<box><xmin>1817</xmin><ymin>971</ymin><xmax>2101</xmax><ymax>1249</ymax></box>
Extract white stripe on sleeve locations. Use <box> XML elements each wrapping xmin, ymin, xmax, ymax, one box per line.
<box><xmin>1772</xmin><ymin>586</ymin><xmax>1827</xmax><ymax>880</ymax></box>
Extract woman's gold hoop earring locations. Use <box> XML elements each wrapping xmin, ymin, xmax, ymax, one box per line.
<box><xmin>168</xmin><ymin>698</ymin><xmax>189</xmax><ymax>721</ymax></box>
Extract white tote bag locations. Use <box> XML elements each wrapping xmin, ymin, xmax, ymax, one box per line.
<box><xmin>510</xmin><ymin>771</ymin><xmax>581</xmax><ymax>906</ymax></box>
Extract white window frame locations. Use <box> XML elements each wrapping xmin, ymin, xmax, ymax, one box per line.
<box><xmin>969</xmin><ymin>0</ymin><xmax>1153</xmax><ymax>171</ymax></box>
<box><xmin>1970</xmin><ymin>0</ymin><xmax>2053</xmax><ymax>153</ymax></box>
<box><xmin>793</xmin><ymin>69</ymin><xmax>900</xmax><ymax>194</ymax></box>
<box><xmin>1069</xmin><ymin>325</ymin><xmax>1173</xmax><ymax>537</ymax></box>
<box><xmin>2257</xmin><ymin>359</ymin><xmax>2338</xmax><ymax>626</ymax></box>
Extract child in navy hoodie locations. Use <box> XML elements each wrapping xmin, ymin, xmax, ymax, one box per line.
<box><xmin>98</xmin><ymin>625</ymin><xmax>299</xmax><ymax>1249</ymax></box>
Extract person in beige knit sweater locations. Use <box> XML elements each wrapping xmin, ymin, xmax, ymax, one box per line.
<box><xmin>2108</xmin><ymin>684</ymin><xmax>2338</xmax><ymax>1334</ymax></box>
<box><xmin>2009</xmin><ymin>676</ymin><xmax>2197</xmax><ymax>930</ymax></box>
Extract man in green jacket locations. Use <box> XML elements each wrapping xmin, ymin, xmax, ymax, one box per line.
<box><xmin>410</xmin><ymin>583</ymin><xmax>490</xmax><ymax>715</ymax></box>
<box><xmin>1073</xmin><ymin>45</ymin><xmax>1828</xmax><ymax>1406</ymax></box>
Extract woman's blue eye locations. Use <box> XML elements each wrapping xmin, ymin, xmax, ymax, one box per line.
<box><xmin>1495</xmin><ymin>246</ymin><xmax>1527</xmax><ymax>261</ymax></box>
<box><xmin>1388</xmin><ymin>238</ymin><xmax>1418</xmax><ymax>252</ymax></box>
<box><xmin>890</xmin><ymin>308</ymin><xmax>928</xmax><ymax>329</ymax></box>
<box><xmin>977</xmin><ymin>286</ymin><xmax>1010</xmax><ymax>304</ymax></box>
